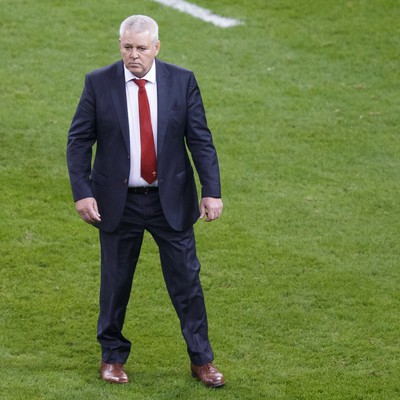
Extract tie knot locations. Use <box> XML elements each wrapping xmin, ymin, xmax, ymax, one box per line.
<box><xmin>134</xmin><ymin>79</ymin><xmax>147</xmax><ymax>88</ymax></box>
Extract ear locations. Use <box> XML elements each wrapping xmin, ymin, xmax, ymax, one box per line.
<box><xmin>154</xmin><ymin>40</ymin><xmax>161</xmax><ymax>56</ymax></box>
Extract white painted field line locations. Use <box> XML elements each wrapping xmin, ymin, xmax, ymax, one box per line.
<box><xmin>152</xmin><ymin>0</ymin><xmax>243</xmax><ymax>28</ymax></box>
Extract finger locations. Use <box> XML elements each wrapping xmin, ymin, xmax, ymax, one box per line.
<box><xmin>205</xmin><ymin>210</ymin><xmax>220</xmax><ymax>222</ymax></box>
<box><xmin>92</xmin><ymin>201</ymin><xmax>101</xmax><ymax>219</ymax></box>
<box><xmin>78</xmin><ymin>210</ymin><xmax>89</xmax><ymax>221</ymax></box>
<box><xmin>86</xmin><ymin>200</ymin><xmax>101</xmax><ymax>222</ymax></box>
<box><xmin>88</xmin><ymin>209</ymin><xmax>101</xmax><ymax>222</ymax></box>
<box><xmin>80</xmin><ymin>208</ymin><xmax>100</xmax><ymax>224</ymax></box>
<box><xmin>199</xmin><ymin>203</ymin><xmax>206</xmax><ymax>220</ymax></box>
<box><xmin>87</xmin><ymin>211</ymin><xmax>101</xmax><ymax>223</ymax></box>
<box><xmin>81</xmin><ymin>214</ymin><xmax>92</xmax><ymax>224</ymax></box>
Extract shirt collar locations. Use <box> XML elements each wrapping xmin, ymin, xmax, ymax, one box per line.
<box><xmin>123</xmin><ymin>61</ymin><xmax>156</xmax><ymax>84</ymax></box>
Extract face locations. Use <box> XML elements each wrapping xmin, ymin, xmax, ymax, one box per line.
<box><xmin>119</xmin><ymin>29</ymin><xmax>160</xmax><ymax>78</ymax></box>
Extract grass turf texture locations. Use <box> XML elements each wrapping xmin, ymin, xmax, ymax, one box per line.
<box><xmin>1</xmin><ymin>0</ymin><xmax>399</xmax><ymax>398</ymax></box>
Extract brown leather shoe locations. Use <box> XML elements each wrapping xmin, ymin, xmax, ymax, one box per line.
<box><xmin>100</xmin><ymin>361</ymin><xmax>129</xmax><ymax>384</ymax></box>
<box><xmin>191</xmin><ymin>363</ymin><xmax>225</xmax><ymax>388</ymax></box>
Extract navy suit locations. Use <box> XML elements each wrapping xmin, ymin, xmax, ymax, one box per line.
<box><xmin>67</xmin><ymin>59</ymin><xmax>221</xmax><ymax>365</ymax></box>
<box><xmin>67</xmin><ymin>59</ymin><xmax>220</xmax><ymax>231</ymax></box>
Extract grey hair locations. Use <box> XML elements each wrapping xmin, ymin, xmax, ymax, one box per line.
<box><xmin>119</xmin><ymin>15</ymin><xmax>159</xmax><ymax>43</ymax></box>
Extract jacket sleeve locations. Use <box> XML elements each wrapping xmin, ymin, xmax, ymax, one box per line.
<box><xmin>66</xmin><ymin>74</ymin><xmax>97</xmax><ymax>202</ymax></box>
<box><xmin>185</xmin><ymin>72</ymin><xmax>221</xmax><ymax>198</ymax></box>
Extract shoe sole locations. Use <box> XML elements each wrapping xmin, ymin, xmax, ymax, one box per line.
<box><xmin>102</xmin><ymin>378</ymin><xmax>129</xmax><ymax>384</ymax></box>
<box><xmin>191</xmin><ymin>372</ymin><xmax>225</xmax><ymax>388</ymax></box>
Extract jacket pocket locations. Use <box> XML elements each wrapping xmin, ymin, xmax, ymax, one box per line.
<box><xmin>91</xmin><ymin>168</ymin><xmax>107</xmax><ymax>186</ymax></box>
<box><xmin>176</xmin><ymin>166</ymin><xmax>194</xmax><ymax>183</ymax></box>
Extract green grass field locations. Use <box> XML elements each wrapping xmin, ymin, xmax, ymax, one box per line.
<box><xmin>1</xmin><ymin>0</ymin><xmax>399</xmax><ymax>399</ymax></box>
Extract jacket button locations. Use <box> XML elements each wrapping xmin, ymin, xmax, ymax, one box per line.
<box><xmin>123</xmin><ymin>179</ymin><xmax>128</xmax><ymax>184</ymax></box>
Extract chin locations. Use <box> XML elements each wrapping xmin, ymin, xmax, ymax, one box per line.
<box><xmin>130</xmin><ymin>68</ymin><xmax>143</xmax><ymax>77</ymax></box>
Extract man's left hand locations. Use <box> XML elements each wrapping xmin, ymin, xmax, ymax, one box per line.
<box><xmin>199</xmin><ymin>197</ymin><xmax>223</xmax><ymax>222</ymax></box>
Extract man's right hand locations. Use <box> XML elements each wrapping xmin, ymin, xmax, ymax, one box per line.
<box><xmin>75</xmin><ymin>197</ymin><xmax>101</xmax><ymax>224</ymax></box>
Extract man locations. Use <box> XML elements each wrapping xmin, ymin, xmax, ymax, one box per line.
<box><xmin>66</xmin><ymin>15</ymin><xmax>224</xmax><ymax>388</ymax></box>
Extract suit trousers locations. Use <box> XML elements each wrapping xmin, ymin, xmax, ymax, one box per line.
<box><xmin>97</xmin><ymin>190</ymin><xmax>214</xmax><ymax>366</ymax></box>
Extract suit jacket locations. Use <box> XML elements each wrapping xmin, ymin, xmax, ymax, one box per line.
<box><xmin>67</xmin><ymin>59</ymin><xmax>221</xmax><ymax>232</ymax></box>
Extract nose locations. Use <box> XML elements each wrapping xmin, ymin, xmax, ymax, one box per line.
<box><xmin>130</xmin><ymin>49</ymin><xmax>140</xmax><ymax>59</ymax></box>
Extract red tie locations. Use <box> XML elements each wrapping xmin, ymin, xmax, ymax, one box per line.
<box><xmin>134</xmin><ymin>79</ymin><xmax>157</xmax><ymax>184</ymax></box>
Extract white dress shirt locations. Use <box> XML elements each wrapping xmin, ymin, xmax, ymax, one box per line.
<box><xmin>124</xmin><ymin>62</ymin><xmax>158</xmax><ymax>187</ymax></box>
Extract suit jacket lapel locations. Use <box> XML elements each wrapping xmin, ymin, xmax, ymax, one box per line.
<box><xmin>155</xmin><ymin>59</ymin><xmax>171</xmax><ymax>157</ymax></box>
<box><xmin>110</xmin><ymin>61</ymin><xmax>130</xmax><ymax>153</ymax></box>
<box><xmin>109</xmin><ymin>60</ymin><xmax>171</xmax><ymax>157</ymax></box>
